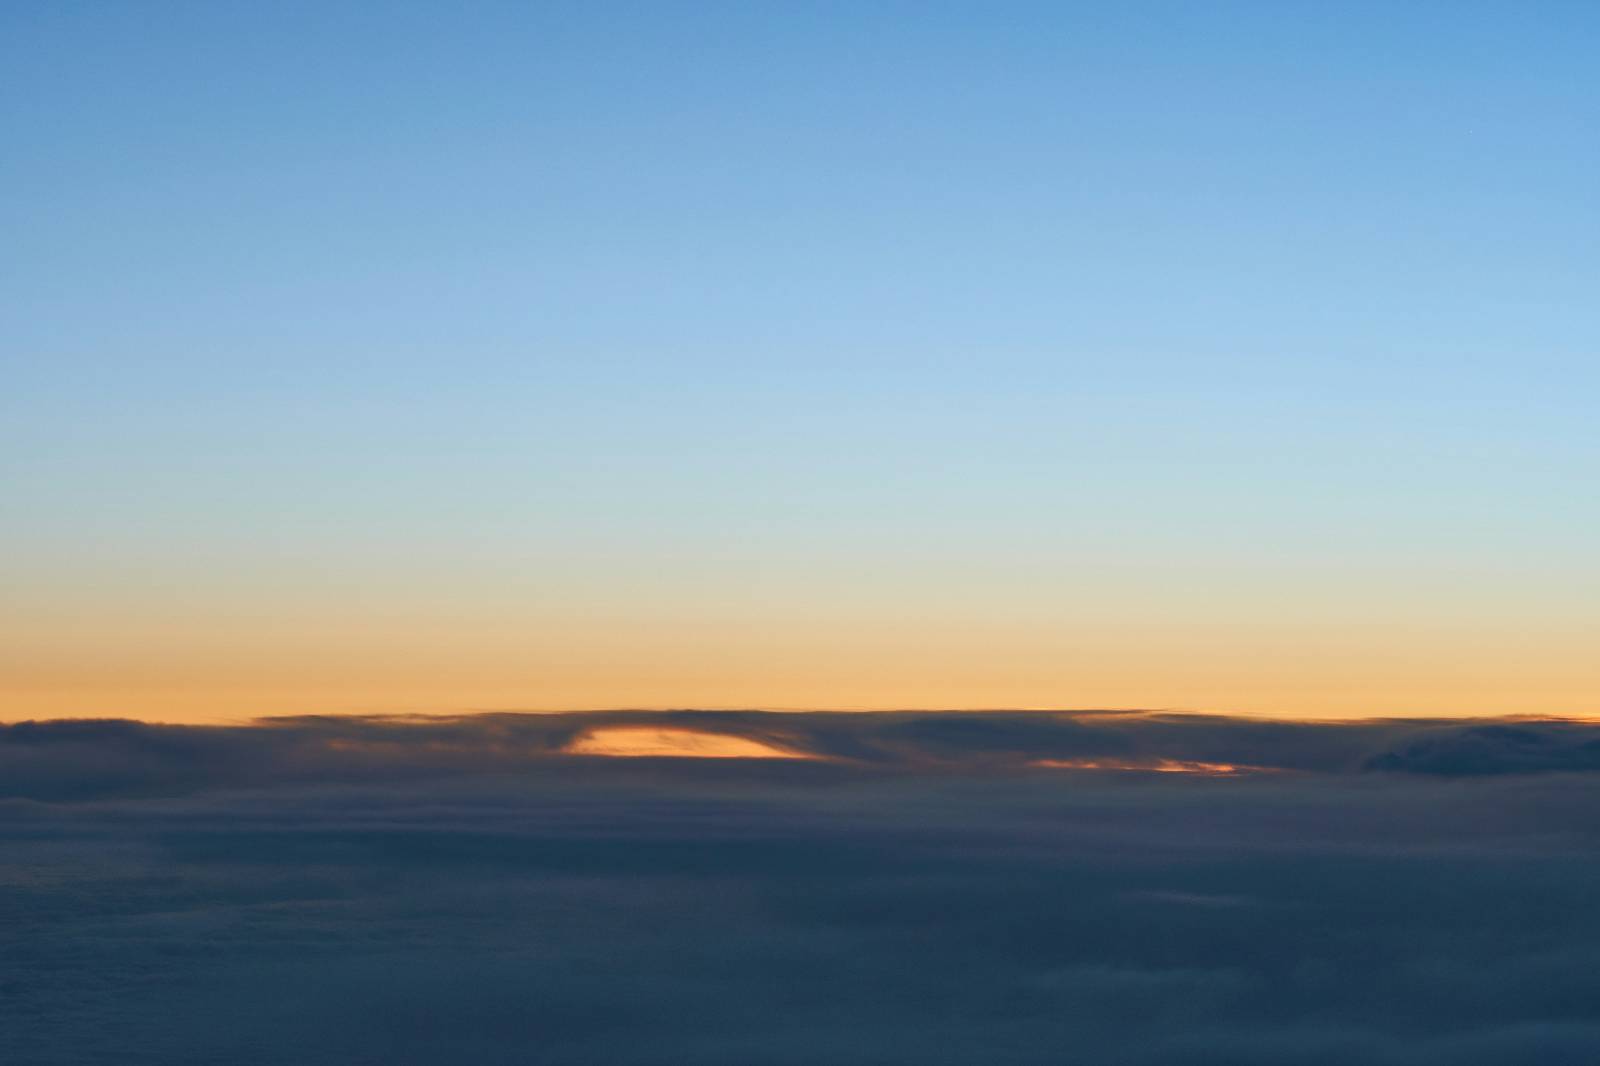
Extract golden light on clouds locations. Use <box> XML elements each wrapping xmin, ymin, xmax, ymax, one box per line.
<box><xmin>564</xmin><ymin>726</ymin><xmax>816</xmax><ymax>759</ymax></box>
<box><xmin>1031</xmin><ymin>757</ymin><xmax>1268</xmax><ymax>776</ymax></box>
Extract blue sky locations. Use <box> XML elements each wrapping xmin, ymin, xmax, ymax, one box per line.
<box><xmin>4</xmin><ymin>2</ymin><xmax>1597</xmax><ymax>719</ymax></box>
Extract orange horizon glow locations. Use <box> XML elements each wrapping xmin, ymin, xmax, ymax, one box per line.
<box><xmin>4</xmin><ymin>693</ymin><xmax>1600</xmax><ymax>728</ymax></box>
<box><xmin>6</xmin><ymin>560</ymin><xmax>1599</xmax><ymax>728</ymax></box>
<box><xmin>6</xmin><ymin>615</ymin><xmax>1596</xmax><ymax>725</ymax></box>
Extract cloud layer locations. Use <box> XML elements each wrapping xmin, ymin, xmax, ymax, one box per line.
<box><xmin>6</xmin><ymin>711</ymin><xmax>1600</xmax><ymax>1064</ymax></box>
<box><xmin>4</xmin><ymin>710</ymin><xmax>1600</xmax><ymax>801</ymax></box>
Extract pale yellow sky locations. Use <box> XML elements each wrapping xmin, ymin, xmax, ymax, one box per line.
<box><xmin>5</xmin><ymin>607</ymin><xmax>1595</xmax><ymax>723</ymax></box>
<box><xmin>7</xmin><ymin>456</ymin><xmax>1596</xmax><ymax>725</ymax></box>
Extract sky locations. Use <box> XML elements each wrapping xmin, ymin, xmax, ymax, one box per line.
<box><xmin>4</xmin><ymin>1</ymin><xmax>1598</xmax><ymax>722</ymax></box>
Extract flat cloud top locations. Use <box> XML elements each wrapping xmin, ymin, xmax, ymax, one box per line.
<box><xmin>7</xmin><ymin>710</ymin><xmax>1600</xmax><ymax>1064</ymax></box>
<box><xmin>4</xmin><ymin>710</ymin><xmax>1600</xmax><ymax>801</ymax></box>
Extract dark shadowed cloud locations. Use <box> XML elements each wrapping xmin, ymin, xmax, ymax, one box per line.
<box><xmin>4</xmin><ymin>711</ymin><xmax>1600</xmax><ymax>802</ymax></box>
<box><xmin>6</xmin><ymin>712</ymin><xmax>1600</xmax><ymax>1064</ymax></box>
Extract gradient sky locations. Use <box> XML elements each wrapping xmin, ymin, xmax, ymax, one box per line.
<box><xmin>4</xmin><ymin>1</ymin><xmax>1597</xmax><ymax>722</ymax></box>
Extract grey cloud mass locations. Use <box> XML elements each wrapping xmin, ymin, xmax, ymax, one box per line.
<box><xmin>5</xmin><ymin>711</ymin><xmax>1600</xmax><ymax>1064</ymax></box>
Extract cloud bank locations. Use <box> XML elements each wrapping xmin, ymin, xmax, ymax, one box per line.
<box><xmin>6</xmin><ymin>711</ymin><xmax>1600</xmax><ymax>1064</ymax></box>
<box><xmin>3</xmin><ymin>710</ymin><xmax>1600</xmax><ymax>801</ymax></box>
